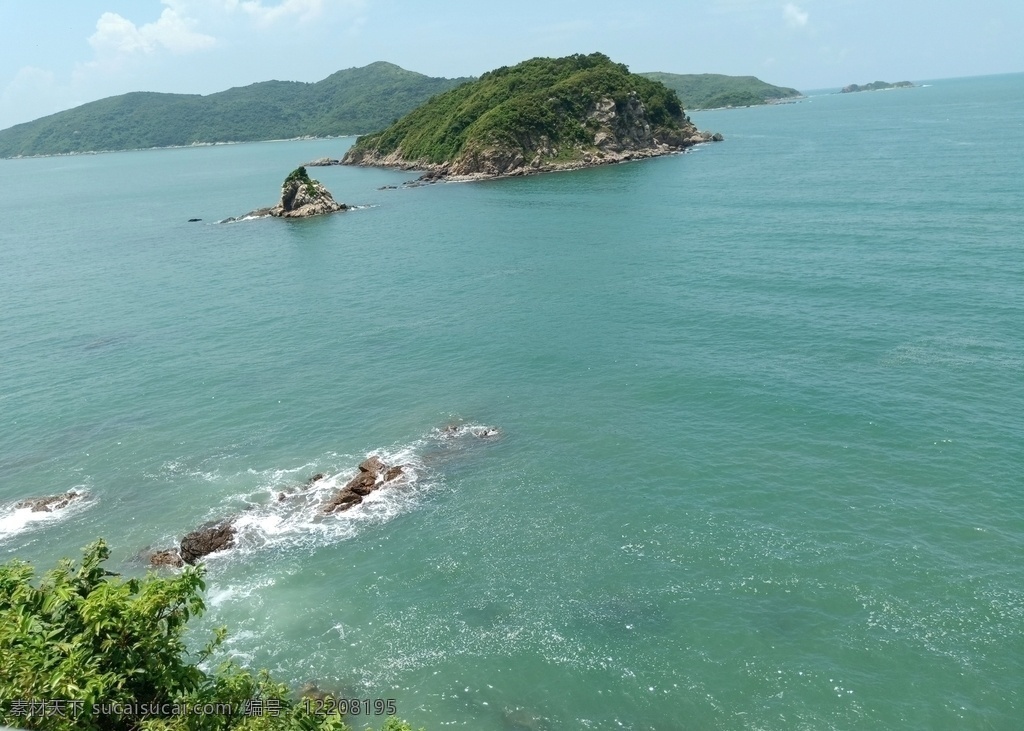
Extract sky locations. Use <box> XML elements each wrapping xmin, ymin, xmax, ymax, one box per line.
<box><xmin>1</xmin><ymin>0</ymin><xmax>1022</xmax><ymax>130</ymax></box>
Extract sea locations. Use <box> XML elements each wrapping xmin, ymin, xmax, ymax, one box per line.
<box><xmin>1</xmin><ymin>73</ymin><xmax>1022</xmax><ymax>730</ymax></box>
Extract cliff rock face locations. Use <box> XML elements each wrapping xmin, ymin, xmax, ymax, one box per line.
<box><xmin>269</xmin><ymin>167</ymin><xmax>347</xmax><ymax>218</ymax></box>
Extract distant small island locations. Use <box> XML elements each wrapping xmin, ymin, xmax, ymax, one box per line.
<box><xmin>638</xmin><ymin>72</ymin><xmax>802</xmax><ymax>109</ymax></box>
<box><xmin>342</xmin><ymin>53</ymin><xmax>722</xmax><ymax>181</ymax></box>
<box><xmin>220</xmin><ymin>166</ymin><xmax>347</xmax><ymax>222</ymax></box>
<box><xmin>841</xmin><ymin>80</ymin><xmax>915</xmax><ymax>93</ymax></box>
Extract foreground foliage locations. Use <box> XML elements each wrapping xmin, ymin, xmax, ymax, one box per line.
<box><xmin>638</xmin><ymin>72</ymin><xmax>802</xmax><ymax>109</ymax></box>
<box><xmin>0</xmin><ymin>62</ymin><xmax>470</xmax><ymax>158</ymax></box>
<box><xmin>0</xmin><ymin>540</ymin><xmax>418</xmax><ymax>731</ymax></box>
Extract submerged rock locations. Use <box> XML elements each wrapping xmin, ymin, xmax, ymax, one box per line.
<box><xmin>503</xmin><ymin>707</ymin><xmax>549</xmax><ymax>731</ymax></box>
<box><xmin>323</xmin><ymin>489</ymin><xmax>363</xmax><ymax>514</ymax></box>
<box><xmin>179</xmin><ymin>521</ymin><xmax>236</xmax><ymax>564</ymax></box>
<box><xmin>15</xmin><ymin>491</ymin><xmax>83</xmax><ymax>512</ymax></box>
<box><xmin>149</xmin><ymin>549</ymin><xmax>184</xmax><ymax>568</ymax></box>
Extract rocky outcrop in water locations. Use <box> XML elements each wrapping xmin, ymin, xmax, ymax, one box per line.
<box><xmin>305</xmin><ymin>157</ymin><xmax>343</xmax><ymax>167</ymax></box>
<box><xmin>148</xmin><ymin>549</ymin><xmax>185</xmax><ymax>568</ymax></box>
<box><xmin>323</xmin><ymin>455</ymin><xmax>407</xmax><ymax>514</ymax></box>
<box><xmin>147</xmin><ymin>522</ymin><xmax>236</xmax><ymax>569</ymax></box>
<box><xmin>270</xmin><ymin>167</ymin><xmax>348</xmax><ymax>218</ymax></box>
<box><xmin>179</xmin><ymin>521</ymin><xmax>237</xmax><ymax>565</ymax></box>
<box><xmin>15</xmin><ymin>491</ymin><xmax>85</xmax><ymax>512</ymax></box>
<box><xmin>147</xmin><ymin>423</ymin><xmax>499</xmax><ymax>567</ymax></box>
<box><xmin>222</xmin><ymin>167</ymin><xmax>348</xmax><ymax>222</ymax></box>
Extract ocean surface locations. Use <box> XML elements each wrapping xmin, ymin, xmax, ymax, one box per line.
<box><xmin>1</xmin><ymin>73</ymin><xmax>1022</xmax><ymax>730</ymax></box>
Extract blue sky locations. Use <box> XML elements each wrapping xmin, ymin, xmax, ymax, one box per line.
<box><xmin>2</xmin><ymin>0</ymin><xmax>1022</xmax><ymax>130</ymax></box>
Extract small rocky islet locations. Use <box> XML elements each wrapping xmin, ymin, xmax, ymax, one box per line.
<box><xmin>840</xmin><ymin>80</ymin><xmax>915</xmax><ymax>93</ymax></box>
<box><xmin>219</xmin><ymin>165</ymin><xmax>348</xmax><ymax>222</ymax></box>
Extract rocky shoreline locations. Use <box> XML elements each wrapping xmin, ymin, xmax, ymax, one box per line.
<box><xmin>344</xmin><ymin>131</ymin><xmax>723</xmax><ymax>183</ymax></box>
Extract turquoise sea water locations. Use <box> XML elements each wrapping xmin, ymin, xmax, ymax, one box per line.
<box><xmin>1</xmin><ymin>73</ymin><xmax>1022</xmax><ymax>729</ymax></box>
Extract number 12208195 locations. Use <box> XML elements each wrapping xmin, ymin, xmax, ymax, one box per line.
<box><xmin>303</xmin><ymin>698</ymin><xmax>397</xmax><ymax>716</ymax></box>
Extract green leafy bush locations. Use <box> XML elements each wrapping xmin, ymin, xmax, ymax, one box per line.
<box><xmin>0</xmin><ymin>540</ymin><xmax>419</xmax><ymax>731</ymax></box>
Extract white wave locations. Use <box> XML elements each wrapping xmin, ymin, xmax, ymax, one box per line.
<box><xmin>208</xmin><ymin>575</ymin><xmax>276</xmax><ymax>608</ymax></box>
<box><xmin>0</xmin><ymin>490</ymin><xmax>93</xmax><ymax>542</ymax></box>
<box><xmin>206</xmin><ymin>424</ymin><xmax>499</xmax><ymax>562</ymax></box>
<box><xmin>215</xmin><ymin>212</ymin><xmax>271</xmax><ymax>224</ymax></box>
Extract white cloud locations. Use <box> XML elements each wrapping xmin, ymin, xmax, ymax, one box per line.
<box><xmin>88</xmin><ymin>6</ymin><xmax>215</xmax><ymax>56</ymax></box>
<box><xmin>783</xmin><ymin>3</ymin><xmax>810</xmax><ymax>29</ymax></box>
<box><xmin>221</xmin><ymin>0</ymin><xmax>331</xmax><ymax>25</ymax></box>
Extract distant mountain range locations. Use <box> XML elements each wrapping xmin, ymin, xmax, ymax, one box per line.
<box><xmin>0</xmin><ymin>62</ymin><xmax>470</xmax><ymax>158</ymax></box>
<box><xmin>0</xmin><ymin>62</ymin><xmax>801</xmax><ymax>158</ymax></box>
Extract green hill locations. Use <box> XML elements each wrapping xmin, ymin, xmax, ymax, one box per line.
<box><xmin>0</xmin><ymin>62</ymin><xmax>471</xmax><ymax>158</ymax></box>
<box><xmin>343</xmin><ymin>53</ymin><xmax>717</xmax><ymax>179</ymax></box>
<box><xmin>638</xmin><ymin>72</ymin><xmax>802</xmax><ymax>109</ymax></box>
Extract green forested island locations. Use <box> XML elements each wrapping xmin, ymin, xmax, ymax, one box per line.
<box><xmin>841</xmin><ymin>80</ymin><xmax>915</xmax><ymax>93</ymax></box>
<box><xmin>342</xmin><ymin>53</ymin><xmax>721</xmax><ymax>180</ymax></box>
<box><xmin>0</xmin><ymin>62</ymin><xmax>470</xmax><ymax>158</ymax></box>
<box><xmin>638</xmin><ymin>72</ymin><xmax>802</xmax><ymax>109</ymax></box>
<box><xmin>0</xmin><ymin>59</ymin><xmax>799</xmax><ymax>159</ymax></box>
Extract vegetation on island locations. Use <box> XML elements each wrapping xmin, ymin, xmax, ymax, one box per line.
<box><xmin>0</xmin><ymin>59</ymin><xmax>795</xmax><ymax>159</ymax></box>
<box><xmin>0</xmin><ymin>540</ymin><xmax>421</xmax><ymax>731</ymax></box>
<box><xmin>841</xmin><ymin>80</ymin><xmax>915</xmax><ymax>93</ymax></box>
<box><xmin>0</xmin><ymin>62</ymin><xmax>470</xmax><ymax>158</ymax></box>
<box><xmin>638</xmin><ymin>72</ymin><xmax>802</xmax><ymax>109</ymax></box>
<box><xmin>283</xmin><ymin>166</ymin><xmax>318</xmax><ymax>197</ymax></box>
<box><xmin>344</xmin><ymin>53</ymin><xmax>698</xmax><ymax>174</ymax></box>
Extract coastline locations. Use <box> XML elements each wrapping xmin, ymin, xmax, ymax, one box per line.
<box><xmin>0</xmin><ymin>134</ymin><xmax>359</xmax><ymax>161</ymax></box>
<box><xmin>343</xmin><ymin>134</ymin><xmax>722</xmax><ymax>183</ymax></box>
<box><xmin>690</xmin><ymin>95</ymin><xmax>807</xmax><ymax>112</ymax></box>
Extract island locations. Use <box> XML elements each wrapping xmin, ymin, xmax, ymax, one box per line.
<box><xmin>638</xmin><ymin>72</ymin><xmax>802</xmax><ymax>109</ymax></box>
<box><xmin>841</xmin><ymin>80</ymin><xmax>915</xmax><ymax>93</ymax></box>
<box><xmin>220</xmin><ymin>166</ymin><xmax>347</xmax><ymax>222</ymax></box>
<box><xmin>0</xmin><ymin>62</ymin><xmax>471</xmax><ymax>158</ymax></box>
<box><xmin>341</xmin><ymin>53</ymin><xmax>722</xmax><ymax>181</ymax></box>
